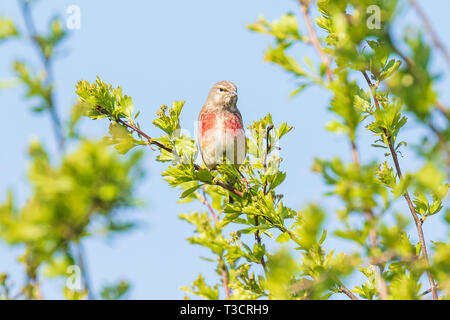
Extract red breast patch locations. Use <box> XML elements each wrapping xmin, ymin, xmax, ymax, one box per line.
<box><xmin>225</xmin><ymin>112</ymin><xmax>243</xmax><ymax>131</ymax></box>
<box><xmin>199</xmin><ymin>112</ymin><xmax>216</xmax><ymax>137</ymax></box>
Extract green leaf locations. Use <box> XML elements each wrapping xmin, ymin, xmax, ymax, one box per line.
<box><xmin>289</xmin><ymin>84</ymin><xmax>309</xmax><ymax>98</ymax></box>
<box><xmin>181</xmin><ymin>274</ymin><xmax>219</xmax><ymax>300</ymax></box>
<box><xmin>180</xmin><ymin>184</ymin><xmax>201</xmax><ymax>199</ymax></box>
<box><xmin>100</xmin><ymin>281</ymin><xmax>130</xmax><ymax>300</ymax></box>
<box><xmin>0</xmin><ymin>17</ymin><xmax>19</xmax><ymax>41</ymax></box>
<box><xmin>276</xmin><ymin>232</ymin><xmax>290</xmax><ymax>243</ymax></box>
<box><xmin>380</xmin><ymin>59</ymin><xmax>401</xmax><ymax>81</ymax></box>
<box><xmin>105</xmin><ymin>123</ymin><xmax>137</xmax><ymax>154</ymax></box>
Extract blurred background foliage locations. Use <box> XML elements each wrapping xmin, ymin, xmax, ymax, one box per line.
<box><xmin>245</xmin><ymin>0</ymin><xmax>449</xmax><ymax>299</ymax></box>
<box><xmin>0</xmin><ymin>0</ymin><xmax>142</xmax><ymax>300</ymax></box>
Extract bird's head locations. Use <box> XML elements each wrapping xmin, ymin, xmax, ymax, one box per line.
<box><xmin>206</xmin><ymin>81</ymin><xmax>238</xmax><ymax>109</ymax></box>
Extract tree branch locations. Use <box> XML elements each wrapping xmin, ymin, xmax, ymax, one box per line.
<box><xmin>200</xmin><ymin>188</ymin><xmax>218</xmax><ymax>224</ymax></box>
<box><xmin>410</xmin><ymin>0</ymin><xmax>450</xmax><ymax>69</ymax></box>
<box><xmin>113</xmin><ymin>113</ymin><xmax>173</xmax><ymax>153</ymax></box>
<box><xmin>220</xmin><ymin>262</ymin><xmax>231</xmax><ymax>299</ymax></box>
<box><xmin>96</xmin><ymin>106</ymin><xmax>245</xmax><ymax>199</ymax></box>
<box><xmin>19</xmin><ymin>0</ymin><xmax>98</xmax><ymax>299</ymax></box>
<box><xmin>75</xmin><ymin>241</ymin><xmax>94</xmax><ymax>300</ymax></box>
<box><xmin>200</xmin><ymin>191</ymin><xmax>231</xmax><ymax>299</ymax></box>
<box><xmin>299</xmin><ymin>0</ymin><xmax>333</xmax><ymax>81</ymax></box>
<box><xmin>338</xmin><ymin>285</ymin><xmax>359</xmax><ymax>300</ymax></box>
<box><xmin>255</xmin><ymin>125</ymin><xmax>274</xmax><ymax>272</ymax></box>
<box><xmin>18</xmin><ymin>0</ymin><xmax>65</xmax><ymax>150</ymax></box>
<box><xmin>296</xmin><ymin>4</ymin><xmax>367</xmax><ymax>300</ymax></box>
<box><xmin>436</xmin><ymin>101</ymin><xmax>450</xmax><ymax>121</ymax></box>
<box><xmin>361</xmin><ymin>70</ymin><xmax>439</xmax><ymax>300</ymax></box>
<box><xmin>387</xmin><ymin>38</ymin><xmax>450</xmax><ymax>122</ymax></box>
<box><xmin>419</xmin><ymin>284</ymin><xmax>440</xmax><ymax>298</ymax></box>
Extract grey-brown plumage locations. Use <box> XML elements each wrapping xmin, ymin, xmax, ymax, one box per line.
<box><xmin>198</xmin><ymin>81</ymin><xmax>246</xmax><ymax>170</ymax></box>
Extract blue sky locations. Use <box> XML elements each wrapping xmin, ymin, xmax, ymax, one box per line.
<box><xmin>0</xmin><ymin>0</ymin><xmax>449</xmax><ymax>299</ymax></box>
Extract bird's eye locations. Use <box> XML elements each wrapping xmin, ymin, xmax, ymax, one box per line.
<box><xmin>219</xmin><ymin>88</ymin><xmax>224</xmax><ymax>92</ymax></box>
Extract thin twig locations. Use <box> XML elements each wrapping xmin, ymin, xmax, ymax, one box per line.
<box><xmin>75</xmin><ymin>241</ymin><xmax>94</xmax><ymax>300</ymax></box>
<box><xmin>386</xmin><ymin>124</ymin><xmax>438</xmax><ymax>297</ymax></box>
<box><xmin>18</xmin><ymin>0</ymin><xmax>65</xmax><ymax>150</ymax></box>
<box><xmin>262</xmin><ymin>125</ymin><xmax>274</xmax><ymax>178</ymax></box>
<box><xmin>95</xmin><ymin>105</ymin><xmax>245</xmax><ymax>198</ymax></box>
<box><xmin>383</xmin><ymin>39</ymin><xmax>450</xmax><ymax>176</ymax></box>
<box><xmin>11</xmin><ymin>288</ymin><xmax>25</xmax><ymax>300</ymax></box>
<box><xmin>19</xmin><ymin>0</ymin><xmax>97</xmax><ymax>298</ymax></box>
<box><xmin>220</xmin><ymin>263</ymin><xmax>231</xmax><ymax>299</ymax></box>
<box><xmin>287</xmin><ymin>6</ymin><xmax>354</xmax><ymax>297</ymax></box>
<box><xmin>115</xmin><ymin>115</ymin><xmax>173</xmax><ymax>153</ymax></box>
<box><xmin>419</xmin><ymin>288</ymin><xmax>432</xmax><ymax>297</ymax></box>
<box><xmin>19</xmin><ymin>0</ymin><xmax>93</xmax><ymax>298</ymax></box>
<box><xmin>410</xmin><ymin>0</ymin><xmax>450</xmax><ymax>69</ymax></box>
<box><xmin>297</xmin><ymin>4</ymin><xmax>360</xmax><ymax>298</ymax></box>
<box><xmin>361</xmin><ymin>70</ymin><xmax>439</xmax><ymax>300</ymax></box>
<box><xmin>436</xmin><ymin>101</ymin><xmax>450</xmax><ymax>121</ymax></box>
<box><xmin>350</xmin><ymin>141</ymin><xmax>360</xmax><ymax>165</ymax></box>
<box><xmin>32</xmin><ymin>279</ymin><xmax>43</xmax><ymax>300</ymax></box>
<box><xmin>419</xmin><ymin>284</ymin><xmax>440</xmax><ymax>298</ymax></box>
<box><xmin>214</xmin><ymin>179</ymin><xmax>244</xmax><ymax>198</ymax></box>
<box><xmin>387</xmin><ymin>38</ymin><xmax>450</xmax><ymax>122</ymax></box>
<box><xmin>200</xmin><ymin>188</ymin><xmax>218</xmax><ymax>224</ymax></box>
<box><xmin>299</xmin><ymin>0</ymin><xmax>333</xmax><ymax>81</ymax></box>
<box><xmin>298</xmin><ymin>13</ymin><xmax>386</xmax><ymax>299</ymax></box>
<box><xmin>338</xmin><ymin>285</ymin><xmax>359</xmax><ymax>300</ymax></box>
<box><xmin>200</xmin><ymin>191</ymin><xmax>231</xmax><ymax>299</ymax></box>
<box><xmin>255</xmin><ymin>125</ymin><xmax>274</xmax><ymax>273</ymax></box>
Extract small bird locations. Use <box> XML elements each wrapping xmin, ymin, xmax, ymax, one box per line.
<box><xmin>198</xmin><ymin>81</ymin><xmax>246</xmax><ymax>171</ymax></box>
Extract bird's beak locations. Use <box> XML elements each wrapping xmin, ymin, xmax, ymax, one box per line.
<box><xmin>230</xmin><ymin>91</ymin><xmax>237</xmax><ymax>97</ymax></box>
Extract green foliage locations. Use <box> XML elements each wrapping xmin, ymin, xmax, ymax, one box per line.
<box><xmin>313</xmin><ymin>158</ymin><xmax>389</xmax><ymax>219</ymax></box>
<box><xmin>100</xmin><ymin>281</ymin><xmax>131</xmax><ymax>300</ymax></box>
<box><xmin>1</xmin><ymin>0</ymin><xmax>449</xmax><ymax>301</ymax></box>
<box><xmin>0</xmin><ymin>1</ymin><xmax>143</xmax><ymax>301</ymax></box>
<box><xmin>326</xmin><ymin>73</ymin><xmax>367</xmax><ymax>142</ymax></box>
<box><xmin>0</xmin><ymin>273</ymin><xmax>11</xmax><ymax>300</ymax></box>
<box><xmin>34</xmin><ymin>18</ymin><xmax>67</xmax><ymax>60</ymax></box>
<box><xmin>14</xmin><ymin>61</ymin><xmax>53</xmax><ymax>113</ymax></box>
<box><xmin>76</xmin><ymin>77</ymin><xmax>135</xmax><ymax>121</ymax></box>
<box><xmin>74</xmin><ymin>0</ymin><xmax>449</xmax><ymax>298</ymax></box>
<box><xmin>63</xmin><ymin>286</ymin><xmax>88</xmax><ymax>300</ymax></box>
<box><xmin>11</xmin><ymin>15</ymin><xmax>66</xmax><ymax>115</ymax></box>
<box><xmin>433</xmin><ymin>242</ymin><xmax>450</xmax><ymax>297</ymax></box>
<box><xmin>249</xmin><ymin>0</ymin><xmax>449</xmax><ymax>300</ymax></box>
<box><xmin>353</xmin><ymin>265</ymin><xmax>378</xmax><ymax>300</ymax></box>
<box><xmin>0</xmin><ymin>140</ymin><xmax>143</xmax><ymax>284</ymax></box>
<box><xmin>247</xmin><ymin>13</ymin><xmax>305</xmax><ymax>43</ymax></box>
<box><xmin>0</xmin><ymin>17</ymin><xmax>19</xmax><ymax>42</ymax></box>
<box><xmin>181</xmin><ymin>274</ymin><xmax>219</xmax><ymax>300</ymax></box>
<box><xmin>263</xmin><ymin>249</ymin><xmax>299</xmax><ymax>299</ymax></box>
<box><xmin>76</xmin><ymin>74</ymin><xmax>366</xmax><ymax>300</ymax></box>
<box><xmin>366</xmin><ymin>100</ymin><xmax>407</xmax><ymax>153</ymax></box>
